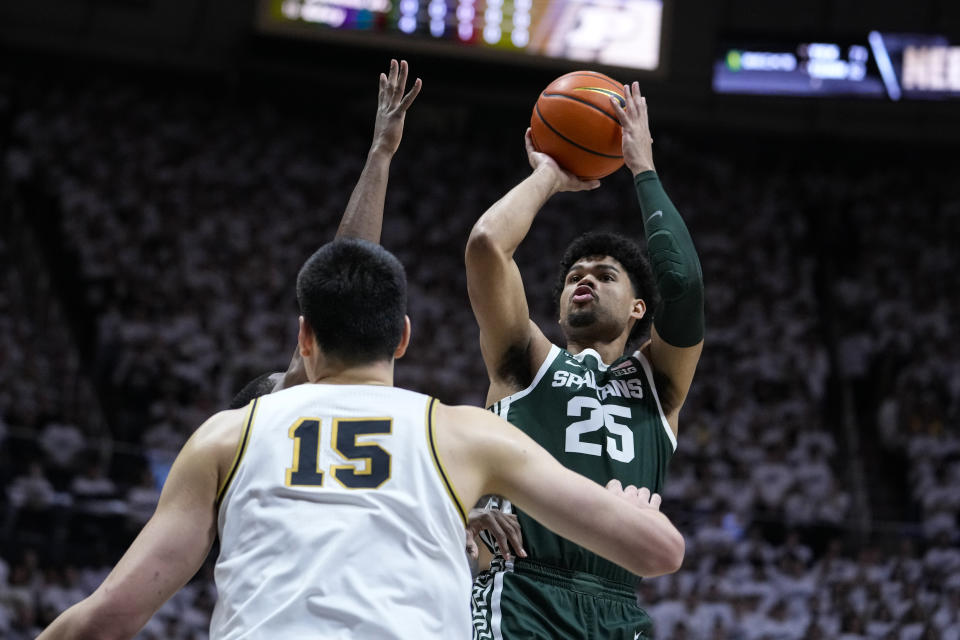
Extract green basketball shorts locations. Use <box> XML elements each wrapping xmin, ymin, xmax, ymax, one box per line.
<box><xmin>471</xmin><ymin>560</ymin><xmax>652</xmax><ymax>640</ymax></box>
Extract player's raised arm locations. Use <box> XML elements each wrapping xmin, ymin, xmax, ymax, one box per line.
<box><xmin>611</xmin><ymin>83</ymin><xmax>704</xmax><ymax>430</ymax></box>
<box><xmin>465</xmin><ymin>130</ymin><xmax>600</xmax><ymax>400</ymax></box>
<box><xmin>38</xmin><ymin>410</ymin><xmax>245</xmax><ymax>640</ymax></box>
<box><xmin>439</xmin><ymin>404</ymin><xmax>684</xmax><ymax>577</ymax></box>
<box><xmin>270</xmin><ymin>60</ymin><xmax>421</xmax><ymax>394</ymax></box>
<box><xmin>336</xmin><ymin>58</ymin><xmax>422</xmax><ymax>242</ymax></box>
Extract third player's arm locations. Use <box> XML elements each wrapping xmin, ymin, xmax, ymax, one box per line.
<box><xmin>275</xmin><ymin>60</ymin><xmax>421</xmax><ymax>393</ymax></box>
<box><xmin>465</xmin><ymin>131</ymin><xmax>598</xmax><ymax>398</ymax></box>
<box><xmin>336</xmin><ymin>59</ymin><xmax>421</xmax><ymax>243</ymax></box>
<box><xmin>440</xmin><ymin>405</ymin><xmax>684</xmax><ymax>577</ymax></box>
<box><xmin>613</xmin><ymin>84</ymin><xmax>704</xmax><ymax>430</ymax></box>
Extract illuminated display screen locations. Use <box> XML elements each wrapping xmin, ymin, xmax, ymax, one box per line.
<box><xmin>258</xmin><ymin>0</ymin><xmax>664</xmax><ymax>71</ymax></box>
<box><xmin>713</xmin><ymin>32</ymin><xmax>960</xmax><ymax>100</ymax></box>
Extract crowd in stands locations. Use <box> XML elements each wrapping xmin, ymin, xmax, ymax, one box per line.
<box><xmin>830</xmin><ymin>164</ymin><xmax>960</xmax><ymax>546</ymax></box>
<box><xmin>1</xmin><ymin>69</ymin><xmax>957</xmax><ymax>638</ymax></box>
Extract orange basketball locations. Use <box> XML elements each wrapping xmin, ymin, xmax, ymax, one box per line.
<box><xmin>530</xmin><ymin>71</ymin><xmax>626</xmax><ymax>180</ymax></box>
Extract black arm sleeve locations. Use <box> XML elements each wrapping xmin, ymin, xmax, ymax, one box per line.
<box><xmin>634</xmin><ymin>170</ymin><xmax>705</xmax><ymax>348</ymax></box>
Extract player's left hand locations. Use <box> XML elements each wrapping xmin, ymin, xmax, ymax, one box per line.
<box><xmin>467</xmin><ymin>506</ymin><xmax>527</xmax><ymax>561</ymax></box>
<box><xmin>371</xmin><ymin>59</ymin><xmax>422</xmax><ymax>156</ymax></box>
<box><xmin>610</xmin><ymin>82</ymin><xmax>655</xmax><ymax>175</ymax></box>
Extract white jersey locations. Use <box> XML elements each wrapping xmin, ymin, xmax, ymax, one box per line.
<box><xmin>210</xmin><ymin>384</ymin><xmax>471</xmax><ymax>640</ymax></box>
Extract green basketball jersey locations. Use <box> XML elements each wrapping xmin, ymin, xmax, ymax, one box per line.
<box><xmin>490</xmin><ymin>343</ymin><xmax>677</xmax><ymax>585</ymax></box>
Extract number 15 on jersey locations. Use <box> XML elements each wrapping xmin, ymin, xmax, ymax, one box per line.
<box><xmin>286</xmin><ymin>417</ymin><xmax>392</xmax><ymax>489</ymax></box>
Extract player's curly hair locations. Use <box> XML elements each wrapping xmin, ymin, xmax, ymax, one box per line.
<box><xmin>552</xmin><ymin>231</ymin><xmax>659</xmax><ymax>344</ymax></box>
<box><xmin>297</xmin><ymin>238</ymin><xmax>407</xmax><ymax>365</ymax></box>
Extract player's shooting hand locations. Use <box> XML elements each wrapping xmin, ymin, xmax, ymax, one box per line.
<box><xmin>610</xmin><ymin>82</ymin><xmax>655</xmax><ymax>175</ymax></box>
<box><xmin>467</xmin><ymin>506</ymin><xmax>527</xmax><ymax>561</ymax></box>
<box><xmin>524</xmin><ymin>128</ymin><xmax>601</xmax><ymax>194</ymax></box>
<box><xmin>606</xmin><ymin>479</ymin><xmax>663</xmax><ymax>511</ymax></box>
<box><xmin>371</xmin><ymin>59</ymin><xmax>422</xmax><ymax>156</ymax></box>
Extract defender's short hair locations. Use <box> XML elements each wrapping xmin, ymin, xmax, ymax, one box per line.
<box><xmin>229</xmin><ymin>372</ymin><xmax>279</xmax><ymax>409</ymax></box>
<box><xmin>552</xmin><ymin>231</ymin><xmax>659</xmax><ymax>343</ymax></box>
<box><xmin>297</xmin><ymin>238</ymin><xmax>407</xmax><ymax>365</ymax></box>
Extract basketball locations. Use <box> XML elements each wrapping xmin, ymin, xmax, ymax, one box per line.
<box><xmin>529</xmin><ymin>71</ymin><xmax>626</xmax><ymax>180</ymax></box>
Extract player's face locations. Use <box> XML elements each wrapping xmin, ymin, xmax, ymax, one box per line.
<box><xmin>558</xmin><ymin>255</ymin><xmax>640</xmax><ymax>343</ymax></box>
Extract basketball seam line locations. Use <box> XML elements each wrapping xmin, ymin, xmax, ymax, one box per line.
<box><xmin>563</xmin><ymin>73</ymin><xmax>623</xmax><ymax>91</ymax></box>
<box><xmin>541</xmin><ymin>92</ymin><xmax>622</xmax><ymax>125</ymax></box>
<box><xmin>534</xmin><ymin>103</ymin><xmax>624</xmax><ymax>160</ymax></box>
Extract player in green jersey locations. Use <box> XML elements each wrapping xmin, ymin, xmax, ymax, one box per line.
<box><xmin>465</xmin><ymin>83</ymin><xmax>705</xmax><ymax>639</ymax></box>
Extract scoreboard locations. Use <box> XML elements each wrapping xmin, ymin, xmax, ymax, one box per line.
<box><xmin>713</xmin><ymin>32</ymin><xmax>960</xmax><ymax>101</ymax></box>
<box><xmin>258</xmin><ymin>0</ymin><xmax>664</xmax><ymax>72</ymax></box>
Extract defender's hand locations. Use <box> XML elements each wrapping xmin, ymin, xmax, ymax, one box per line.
<box><xmin>606</xmin><ymin>479</ymin><xmax>663</xmax><ymax>511</ymax></box>
<box><xmin>610</xmin><ymin>82</ymin><xmax>655</xmax><ymax>175</ymax></box>
<box><xmin>371</xmin><ymin>59</ymin><xmax>422</xmax><ymax>156</ymax></box>
<box><xmin>525</xmin><ymin>129</ymin><xmax>601</xmax><ymax>194</ymax></box>
<box><xmin>467</xmin><ymin>506</ymin><xmax>527</xmax><ymax>561</ymax></box>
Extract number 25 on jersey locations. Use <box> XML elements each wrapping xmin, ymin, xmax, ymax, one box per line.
<box><xmin>286</xmin><ymin>417</ymin><xmax>392</xmax><ymax>489</ymax></box>
<box><xmin>564</xmin><ymin>397</ymin><xmax>635</xmax><ymax>463</ymax></box>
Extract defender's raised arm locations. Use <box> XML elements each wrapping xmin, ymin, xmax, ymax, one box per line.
<box><xmin>337</xmin><ymin>58</ymin><xmax>421</xmax><ymax>243</ymax></box>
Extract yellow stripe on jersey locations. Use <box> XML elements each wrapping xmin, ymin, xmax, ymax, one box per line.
<box><xmin>425</xmin><ymin>397</ymin><xmax>468</xmax><ymax>526</ymax></box>
<box><xmin>217</xmin><ymin>397</ymin><xmax>259</xmax><ymax>505</ymax></box>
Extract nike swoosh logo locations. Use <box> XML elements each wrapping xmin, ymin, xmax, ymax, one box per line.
<box><xmin>634</xmin><ymin>633</ymin><xmax>642</xmax><ymax>640</ymax></box>
<box><xmin>565</xmin><ymin>359</ymin><xmax>584</xmax><ymax>368</ymax></box>
<box><xmin>646</xmin><ymin>210</ymin><xmax>663</xmax><ymax>224</ymax></box>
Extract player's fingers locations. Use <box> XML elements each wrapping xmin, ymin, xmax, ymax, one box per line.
<box><xmin>649</xmin><ymin>493</ymin><xmax>663</xmax><ymax>510</ymax></box>
<box><xmin>610</xmin><ymin>97</ymin><xmax>627</xmax><ymax>125</ymax></box>
<box><xmin>399</xmin><ymin>77</ymin><xmax>422</xmax><ymax>111</ymax></box>
<box><xmin>624</xmin><ymin>484</ymin><xmax>640</xmax><ymax>500</ymax></box>
<box><xmin>628</xmin><ymin>82</ymin><xmax>641</xmax><ymax>111</ymax></box>
<box><xmin>501</xmin><ymin>512</ymin><xmax>519</xmax><ymax>526</ymax></box>
<box><xmin>466</xmin><ymin>508</ymin><xmax>489</xmax><ymax>535</ymax></box>
<box><xmin>505</xmin><ymin>520</ymin><xmax>526</xmax><ymax>558</ymax></box>
<box><xmin>395</xmin><ymin>60</ymin><xmax>409</xmax><ymax>103</ymax></box>
<box><xmin>486</xmin><ymin>520</ymin><xmax>511</xmax><ymax>559</ymax></box>
<box><xmin>379</xmin><ymin>72</ymin><xmax>388</xmax><ymax>98</ymax></box>
<box><xmin>625</xmin><ymin>84</ymin><xmax>640</xmax><ymax>118</ymax></box>
<box><xmin>637</xmin><ymin>486</ymin><xmax>651</xmax><ymax>503</ymax></box>
<box><xmin>584</xmin><ymin>179</ymin><xmax>601</xmax><ymax>191</ymax></box>
<box><xmin>502</xmin><ymin>513</ymin><xmax>523</xmax><ymax>543</ymax></box>
<box><xmin>388</xmin><ymin>58</ymin><xmax>398</xmax><ymax>85</ymax></box>
<box><xmin>524</xmin><ymin>127</ymin><xmax>536</xmax><ymax>153</ymax></box>
<box><xmin>606</xmin><ymin>478</ymin><xmax>624</xmax><ymax>493</ymax></box>
<box><xmin>634</xmin><ymin>83</ymin><xmax>646</xmax><ymax>116</ymax></box>
<box><xmin>622</xmin><ymin>84</ymin><xmax>635</xmax><ymax>114</ymax></box>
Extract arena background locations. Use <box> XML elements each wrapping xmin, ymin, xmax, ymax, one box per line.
<box><xmin>1</xmin><ymin>1</ymin><xmax>959</xmax><ymax>638</ymax></box>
